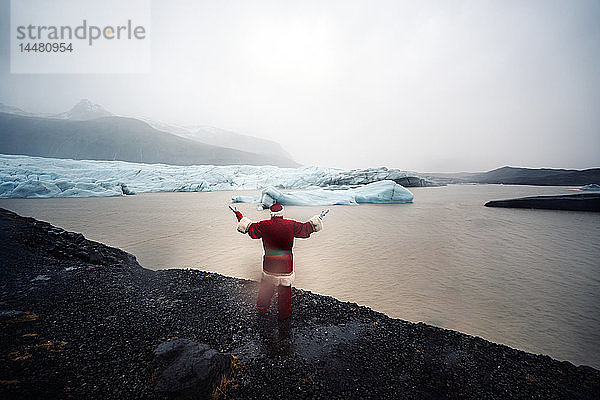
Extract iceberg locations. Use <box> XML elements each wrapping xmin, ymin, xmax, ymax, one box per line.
<box><xmin>0</xmin><ymin>154</ymin><xmax>431</xmax><ymax>199</ymax></box>
<box><xmin>232</xmin><ymin>180</ymin><xmax>414</xmax><ymax>207</ymax></box>
<box><xmin>569</xmin><ymin>184</ymin><xmax>600</xmax><ymax>191</ymax></box>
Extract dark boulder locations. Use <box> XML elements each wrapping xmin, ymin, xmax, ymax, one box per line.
<box><xmin>152</xmin><ymin>339</ymin><xmax>231</xmax><ymax>399</ymax></box>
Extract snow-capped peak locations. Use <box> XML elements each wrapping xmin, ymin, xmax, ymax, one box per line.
<box><xmin>54</xmin><ymin>99</ymin><xmax>114</xmax><ymax>121</ymax></box>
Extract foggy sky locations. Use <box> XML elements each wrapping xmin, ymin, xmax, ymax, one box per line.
<box><xmin>0</xmin><ymin>0</ymin><xmax>599</xmax><ymax>172</ymax></box>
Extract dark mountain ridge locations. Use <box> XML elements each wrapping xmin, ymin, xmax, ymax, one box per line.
<box><xmin>469</xmin><ymin>166</ymin><xmax>600</xmax><ymax>186</ymax></box>
<box><xmin>0</xmin><ymin>112</ymin><xmax>299</xmax><ymax>167</ymax></box>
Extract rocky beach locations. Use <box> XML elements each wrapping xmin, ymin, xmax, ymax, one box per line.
<box><xmin>1</xmin><ymin>207</ymin><xmax>598</xmax><ymax>399</ymax></box>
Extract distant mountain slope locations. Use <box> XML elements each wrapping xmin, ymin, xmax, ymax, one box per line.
<box><xmin>0</xmin><ymin>112</ymin><xmax>299</xmax><ymax>167</ymax></box>
<box><xmin>181</xmin><ymin>127</ymin><xmax>294</xmax><ymax>160</ymax></box>
<box><xmin>51</xmin><ymin>99</ymin><xmax>114</xmax><ymax>120</ymax></box>
<box><xmin>0</xmin><ymin>99</ymin><xmax>113</xmax><ymax>120</ymax></box>
<box><xmin>0</xmin><ymin>103</ymin><xmax>33</xmax><ymax>117</ymax></box>
<box><xmin>141</xmin><ymin>119</ymin><xmax>295</xmax><ymax>161</ymax></box>
<box><xmin>469</xmin><ymin>166</ymin><xmax>600</xmax><ymax>186</ymax></box>
<box><xmin>0</xmin><ymin>100</ymin><xmax>299</xmax><ymax>166</ymax></box>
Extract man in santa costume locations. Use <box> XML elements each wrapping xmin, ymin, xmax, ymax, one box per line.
<box><xmin>233</xmin><ymin>203</ymin><xmax>324</xmax><ymax>320</ymax></box>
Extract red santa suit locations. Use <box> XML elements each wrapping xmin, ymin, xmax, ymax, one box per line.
<box><xmin>237</xmin><ymin>204</ymin><xmax>323</xmax><ymax>319</ymax></box>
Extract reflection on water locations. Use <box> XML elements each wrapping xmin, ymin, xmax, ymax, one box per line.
<box><xmin>1</xmin><ymin>185</ymin><xmax>599</xmax><ymax>368</ymax></box>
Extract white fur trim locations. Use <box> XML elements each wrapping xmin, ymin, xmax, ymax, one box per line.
<box><xmin>261</xmin><ymin>270</ymin><xmax>295</xmax><ymax>286</ymax></box>
<box><xmin>309</xmin><ymin>215</ymin><xmax>323</xmax><ymax>232</ymax></box>
<box><xmin>270</xmin><ymin>206</ymin><xmax>285</xmax><ymax>217</ymax></box>
<box><xmin>237</xmin><ymin>217</ymin><xmax>253</xmax><ymax>233</ymax></box>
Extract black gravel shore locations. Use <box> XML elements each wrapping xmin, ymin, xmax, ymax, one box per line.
<box><xmin>1</xmin><ymin>207</ymin><xmax>598</xmax><ymax>399</ymax></box>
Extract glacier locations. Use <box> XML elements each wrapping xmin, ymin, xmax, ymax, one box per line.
<box><xmin>232</xmin><ymin>180</ymin><xmax>414</xmax><ymax>207</ymax></box>
<box><xmin>0</xmin><ymin>154</ymin><xmax>427</xmax><ymax>200</ymax></box>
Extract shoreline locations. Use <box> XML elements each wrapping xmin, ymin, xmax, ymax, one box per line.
<box><xmin>484</xmin><ymin>193</ymin><xmax>600</xmax><ymax>212</ymax></box>
<box><xmin>1</xmin><ymin>207</ymin><xmax>598</xmax><ymax>399</ymax></box>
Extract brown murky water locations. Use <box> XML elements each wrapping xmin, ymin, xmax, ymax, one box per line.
<box><xmin>2</xmin><ymin>184</ymin><xmax>599</xmax><ymax>368</ymax></box>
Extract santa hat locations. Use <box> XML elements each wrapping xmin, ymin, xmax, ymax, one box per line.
<box><xmin>270</xmin><ymin>203</ymin><xmax>284</xmax><ymax>217</ymax></box>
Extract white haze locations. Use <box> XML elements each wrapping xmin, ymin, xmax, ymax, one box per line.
<box><xmin>0</xmin><ymin>0</ymin><xmax>599</xmax><ymax>172</ymax></box>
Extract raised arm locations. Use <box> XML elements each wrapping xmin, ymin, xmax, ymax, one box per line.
<box><xmin>293</xmin><ymin>215</ymin><xmax>323</xmax><ymax>238</ymax></box>
<box><xmin>237</xmin><ymin>217</ymin><xmax>262</xmax><ymax>239</ymax></box>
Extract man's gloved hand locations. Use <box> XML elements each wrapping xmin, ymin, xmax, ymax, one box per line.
<box><xmin>229</xmin><ymin>205</ymin><xmax>244</xmax><ymax>221</ymax></box>
<box><xmin>235</xmin><ymin>211</ymin><xmax>243</xmax><ymax>221</ymax></box>
<box><xmin>319</xmin><ymin>209</ymin><xmax>330</xmax><ymax>220</ymax></box>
